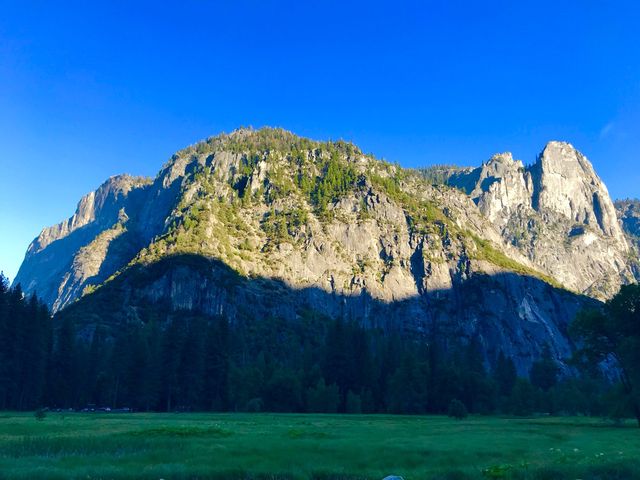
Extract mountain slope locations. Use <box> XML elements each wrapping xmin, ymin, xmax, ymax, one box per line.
<box><xmin>14</xmin><ymin>128</ymin><xmax>621</xmax><ymax>372</ymax></box>
<box><xmin>13</xmin><ymin>175</ymin><xmax>153</xmax><ymax>311</ymax></box>
<box><xmin>17</xmin><ymin>128</ymin><xmax>554</xmax><ymax>312</ymax></box>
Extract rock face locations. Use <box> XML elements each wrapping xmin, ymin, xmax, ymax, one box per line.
<box><xmin>616</xmin><ymin>199</ymin><xmax>640</xmax><ymax>241</ymax></box>
<box><xmin>15</xmin><ymin>129</ymin><xmax>628</xmax><ymax>373</ymax></box>
<box><xmin>449</xmin><ymin>141</ymin><xmax>634</xmax><ymax>299</ymax></box>
<box><xmin>532</xmin><ymin>142</ymin><xmax>624</xmax><ymax>240</ymax></box>
<box><xmin>616</xmin><ymin>199</ymin><xmax>640</xmax><ymax>278</ymax></box>
<box><xmin>455</xmin><ymin>153</ymin><xmax>533</xmax><ymax>228</ymax></box>
<box><xmin>13</xmin><ymin>175</ymin><xmax>154</xmax><ymax>311</ymax></box>
<box><xmin>61</xmin><ymin>254</ymin><xmax>588</xmax><ymax>376</ymax></box>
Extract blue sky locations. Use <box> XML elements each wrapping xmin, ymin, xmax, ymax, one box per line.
<box><xmin>1</xmin><ymin>1</ymin><xmax>639</xmax><ymax>282</ymax></box>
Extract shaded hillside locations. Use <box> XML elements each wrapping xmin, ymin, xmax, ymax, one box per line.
<box><xmin>58</xmin><ymin>253</ymin><xmax>594</xmax><ymax>377</ymax></box>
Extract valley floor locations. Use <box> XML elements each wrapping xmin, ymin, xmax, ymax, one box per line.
<box><xmin>0</xmin><ymin>413</ymin><xmax>637</xmax><ymax>479</ymax></box>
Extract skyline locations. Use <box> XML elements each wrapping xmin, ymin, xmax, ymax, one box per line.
<box><xmin>2</xmin><ymin>1</ymin><xmax>640</xmax><ymax>281</ymax></box>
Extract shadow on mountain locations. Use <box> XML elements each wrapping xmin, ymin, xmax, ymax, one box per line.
<box><xmin>448</xmin><ymin>167</ymin><xmax>481</xmax><ymax>195</ymax></box>
<box><xmin>13</xmin><ymin>179</ymin><xmax>180</xmax><ymax>310</ymax></box>
<box><xmin>56</xmin><ymin>253</ymin><xmax>598</xmax><ymax>374</ymax></box>
<box><xmin>13</xmin><ymin>218</ymin><xmax>148</xmax><ymax>310</ymax></box>
<box><xmin>82</xmin><ymin>230</ymin><xmax>146</xmax><ymax>288</ymax></box>
<box><xmin>13</xmin><ymin>222</ymin><xmax>107</xmax><ymax>300</ymax></box>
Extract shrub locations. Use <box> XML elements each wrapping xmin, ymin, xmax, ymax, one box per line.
<box><xmin>346</xmin><ymin>391</ymin><xmax>362</xmax><ymax>414</ymax></box>
<box><xmin>447</xmin><ymin>399</ymin><xmax>468</xmax><ymax>419</ymax></box>
<box><xmin>509</xmin><ymin>378</ymin><xmax>536</xmax><ymax>416</ymax></box>
<box><xmin>244</xmin><ymin>397</ymin><xmax>263</xmax><ymax>413</ymax></box>
<box><xmin>306</xmin><ymin>379</ymin><xmax>340</xmax><ymax>413</ymax></box>
<box><xmin>34</xmin><ymin>408</ymin><xmax>47</xmax><ymax>421</ymax></box>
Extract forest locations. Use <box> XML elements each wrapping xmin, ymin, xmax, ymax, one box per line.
<box><xmin>1</xmin><ymin>271</ymin><xmax>637</xmax><ymax>422</ymax></box>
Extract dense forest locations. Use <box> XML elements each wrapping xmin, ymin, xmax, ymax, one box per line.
<box><xmin>0</xmin><ymin>271</ymin><xmax>637</xmax><ymax>420</ymax></box>
<box><xmin>0</xmin><ymin>274</ymin><xmax>51</xmax><ymax>410</ymax></box>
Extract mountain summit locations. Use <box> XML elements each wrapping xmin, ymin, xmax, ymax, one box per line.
<box><xmin>447</xmin><ymin>141</ymin><xmax>633</xmax><ymax>298</ymax></box>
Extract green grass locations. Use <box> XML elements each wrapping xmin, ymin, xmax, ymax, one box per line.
<box><xmin>0</xmin><ymin>413</ymin><xmax>637</xmax><ymax>479</ymax></box>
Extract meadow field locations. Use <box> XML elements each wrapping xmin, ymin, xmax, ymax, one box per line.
<box><xmin>0</xmin><ymin>413</ymin><xmax>637</xmax><ymax>479</ymax></box>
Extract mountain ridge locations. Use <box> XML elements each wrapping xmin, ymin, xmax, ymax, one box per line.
<box><xmin>17</xmin><ymin>128</ymin><xmax>553</xmax><ymax>309</ymax></box>
<box><xmin>16</xmin><ymin>129</ymin><xmax>636</xmax><ymax>307</ymax></box>
<box><xmin>12</xmin><ymin>127</ymin><xmax>639</xmax><ymax>372</ymax></box>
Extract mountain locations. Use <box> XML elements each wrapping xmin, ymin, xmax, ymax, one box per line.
<box><xmin>13</xmin><ymin>128</ymin><xmax>636</xmax><ymax>373</ymax></box>
<box><xmin>13</xmin><ymin>175</ymin><xmax>153</xmax><ymax>311</ymax></box>
<box><xmin>446</xmin><ymin>142</ymin><xmax>635</xmax><ymax>299</ymax></box>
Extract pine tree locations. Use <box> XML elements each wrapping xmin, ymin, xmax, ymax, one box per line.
<box><xmin>530</xmin><ymin>345</ymin><xmax>559</xmax><ymax>392</ymax></box>
<box><xmin>306</xmin><ymin>378</ymin><xmax>339</xmax><ymax>413</ymax></box>
<box><xmin>345</xmin><ymin>390</ymin><xmax>362</xmax><ymax>414</ymax></box>
<box><xmin>494</xmin><ymin>351</ymin><xmax>517</xmax><ymax>396</ymax></box>
<box><xmin>203</xmin><ymin>316</ymin><xmax>230</xmax><ymax>410</ymax></box>
<box><xmin>5</xmin><ymin>284</ymin><xmax>26</xmax><ymax>408</ymax></box>
<box><xmin>178</xmin><ymin>317</ymin><xmax>207</xmax><ymax>410</ymax></box>
<box><xmin>387</xmin><ymin>349</ymin><xmax>429</xmax><ymax>414</ymax></box>
<box><xmin>51</xmin><ymin>317</ymin><xmax>76</xmax><ymax>407</ymax></box>
<box><xmin>509</xmin><ymin>378</ymin><xmax>536</xmax><ymax>416</ymax></box>
<box><xmin>0</xmin><ymin>274</ymin><xmax>10</xmax><ymax>409</ymax></box>
<box><xmin>17</xmin><ymin>294</ymin><xmax>49</xmax><ymax>409</ymax></box>
<box><xmin>159</xmin><ymin>319</ymin><xmax>186</xmax><ymax>411</ymax></box>
<box><xmin>264</xmin><ymin>367</ymin><xmax>302</xmax><ymax>412</ymax></box>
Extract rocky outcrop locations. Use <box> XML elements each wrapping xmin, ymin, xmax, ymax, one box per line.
<box><xmin>454</xmin><ymin>153</ymin><xmax>533</xmax><ymax>227</ymax></box>
<box><xmin>449</xmin><ymin>141</ymin><xmax>633</xmax><ymax>299</ymax></box>
<box><xmin>532</xmin><ymin>142</ymin><xmax>625</xmax><ymax>242</ymax></box>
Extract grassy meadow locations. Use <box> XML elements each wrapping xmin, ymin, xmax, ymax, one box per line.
<box><xmin>0</xmin><ymin>413</ymin><xmax>637</xmax><ymax>479</ymax></box>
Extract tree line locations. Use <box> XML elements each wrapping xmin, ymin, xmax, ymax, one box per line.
<box><xmin>1</xmin><ymin>272</ymin><xmax>638</xmax><ymax>422</ymax></box>
<box><xmin>0</xmin><ymin>276</ymin><xmax>51</xmax><ymax>410</ymax></box>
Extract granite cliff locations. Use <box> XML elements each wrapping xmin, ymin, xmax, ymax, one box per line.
<box><xmin>447</xmin><ymin>141</ymin><xmax>635</xmax><ymax>299</ymax></box>
<box><xmin>14</xmin><ymin>175</ymin><xmax>153</xmax><ymax>311</ymax></box>
<box><xmin>14</xmin><ymin>129</ymin><xmax>636</xmax><ymax>373</ymax></box>
<box><xmin>616</xmin><ymin>198</ymin><xmax>640</xmax><ymax>278</ymax></box>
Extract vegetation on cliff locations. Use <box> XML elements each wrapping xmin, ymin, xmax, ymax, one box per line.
<box><xmin>125</xmin><ymin>128</ymin><xmax>560</xmax><ymax>291</ymax></box>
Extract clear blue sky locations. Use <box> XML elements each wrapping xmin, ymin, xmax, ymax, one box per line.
<box><xmin>1</xmin><ymin>1</ymin><xmax>639</xmax><ymax>282</ymax></box>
